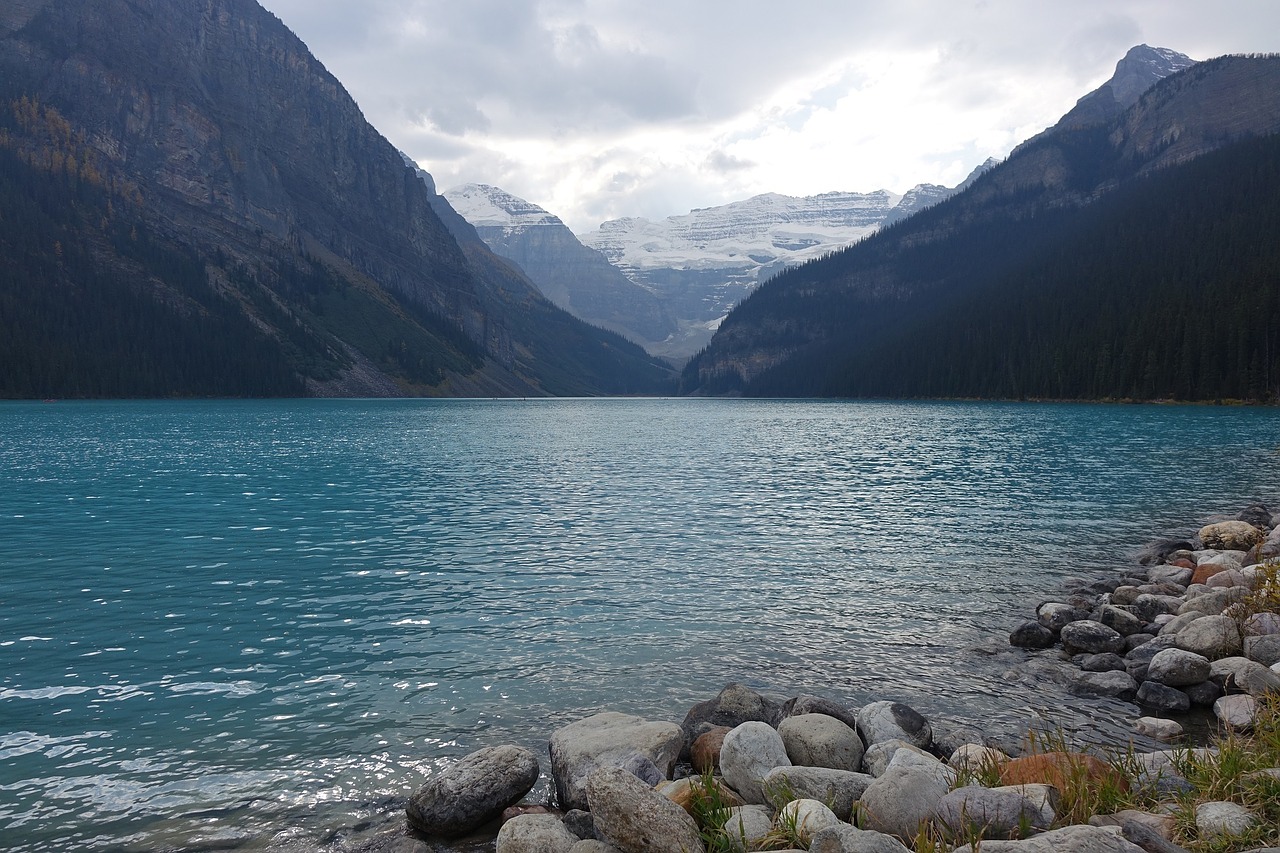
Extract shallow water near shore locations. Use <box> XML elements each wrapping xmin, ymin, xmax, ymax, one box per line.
<box><xmin>2</xmin><ymin>398</ymin><xmax>1279</xmax><ymax>852</ymax></box>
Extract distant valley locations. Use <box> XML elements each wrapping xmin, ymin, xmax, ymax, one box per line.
<box><xmin>445</xmin><ymin>164</ymin><xmax>994</xmax><ymax>361</ymax></box>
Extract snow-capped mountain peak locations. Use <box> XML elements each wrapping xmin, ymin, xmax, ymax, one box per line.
<box><xmin>443</xmin><ymin>183</ymin><xmax>564</xmax><ymax>230</ymax></box>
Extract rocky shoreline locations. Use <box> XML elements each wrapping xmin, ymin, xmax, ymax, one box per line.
<box><xmin>358</xmin><ymin>505</ymin><xmax>1280</xmax><ymax>853</ymax></box>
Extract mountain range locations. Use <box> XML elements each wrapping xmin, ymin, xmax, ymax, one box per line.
<box><xmin>445</xmin><ymin>162</ymin><xmax>996</xmax><ymax>360</ymax></box>
<box><xmin>1</xmin><ymin>4</ymin><xmax>1275</xmax><ymax>404</ymax></box>
<box><xmin>683</xmin><ymin>51</ymin><xmax>1280</xmax><ymax>401</ymax></box>
<box><xmin>0</xmin><ymin>0</ymin><xmax>673</xmax><ymax>398</ymax></box>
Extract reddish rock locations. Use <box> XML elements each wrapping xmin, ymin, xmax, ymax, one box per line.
<box><xmin>1191</xmin><ymin>563</ymin><xmax>1229</xmax><ymax>585</ymax></box>
<box><xmin>999</xmin><ymin>751</ymin><xmax>1128</xmax><ymax>794</ymax></box>
<box><xmin>691</xmin><ymin>726</ymin><xmax>732</xmax><ymax>774</ymax></box>
<box><xmin>1170</xmin><ymin>558</ymin><xmax>1195</xmax><ymax>570</ymax></box>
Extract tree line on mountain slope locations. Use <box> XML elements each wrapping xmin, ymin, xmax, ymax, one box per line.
<box><xmin>686</xmin><ymin>131</ymin><xmax>1280</xmax><ymax>402</ymax></box>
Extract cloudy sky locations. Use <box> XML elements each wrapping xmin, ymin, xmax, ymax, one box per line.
<box><xmin>257</xmin><ymin>0</ymin><xmax>1277</xmax><ymax>235</ymax></box>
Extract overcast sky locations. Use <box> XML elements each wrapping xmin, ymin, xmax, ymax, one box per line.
<box><xmin>257</xmin><ymin>0</ymin><xmax>1278</xmax><ymax>235</ymax></box>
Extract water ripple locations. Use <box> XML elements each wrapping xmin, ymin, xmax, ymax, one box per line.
<box><xmin>1</xmin><ymin>398</ymin><xmax>1278</xmax><ymax>851</ymax></box>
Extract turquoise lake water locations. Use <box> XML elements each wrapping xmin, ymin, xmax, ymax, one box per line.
<box><xmin>2</xmin><ymin>398</ymin><xmax>1279</xmax><ymax>851</ymax></box>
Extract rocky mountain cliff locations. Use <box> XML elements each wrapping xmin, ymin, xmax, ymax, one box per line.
<box><xmin>443</xmin><ymin>183</ymin><xmax>676</xmax><ymax>347</ymax></box>
<box><xmin>1053</xmin><ymin>44</ymin><xmax>1196</xmax><ymax>131</ymax></box>
<box><xmin>0</xmin><ymin>0</ymin><xmax>673</xmax><ymax>397</ymax></box>
<box><xmin>683</xmin><ymin>52</ymin><xmax>1280</xmax><ymax>400</ymax></box>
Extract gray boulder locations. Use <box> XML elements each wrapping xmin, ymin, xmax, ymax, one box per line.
<box><xmin>1179</xmin><ymin>588</ymin><xmax>1248</xmax><ymax>617</ymax></box>
<box><xmin>950</xmin><ymin>823</ymin><xmax>1146</xmax><ymax>852</ymax></box>
<box><xmin>1195</xmin><ymin>800</ymin><xmax>1255</xmax><ymax>840</ymax></box>
<box><xmin>1126</xmin><ymin>635</ymin><xmax>1180</xmax><ymax>663</ymax></box>
<box><xmin>1132</xmin><ymin>594</ymin><xmax>1184</xmax><ymax>623</ymax></box>
<box><xmin>856</xmin><ymin>760</ymin><xmax>950</xmax><ymax>841</ymax></box>
<box><xmin>569</xmin><ymin>842</ymin><xmax>622</xmax><ymax>853</ymax></box>
<box><xmin>722</xmin><ymin>805</ymin><xmax>772</xmax><ymax>853</ymax></box>
<box><xmin>1213</xmin><ymin>694</ymin><xmax>1258</xmax><ymax>730</ymax></box>
<box><xmin>1158</xmin><ymin>611</ymin><xmax>1206</xmax><ymax>636</ymax></box>
<box><xmin>720</xmin><ymin>721</ymin><xmax>792</xmax><ymax>805</ymax></box>
<box><xmin>1146</xmin><ymin>648</ymin><xmax>1212</xmax><ymax>687</ymax></box>
<box><xmin>549</xmin><ymin>713</ymin><xmax>683</xmax><ymax>811</ymax></box>
<box><xmin>1175</xmin><ymin>615</ymin><xmax>1243</xmax><ymax>660</ymax></box>
<box><xmin>681</xmin><ymin>683</ymin><xmax>790</xmax><ymax>745</ymax></box>
<box><xmin>1070</xmin><ymin>670</ymin><xmax>1137</xmax><ymax>702</ymax></box>
<box><xmin>855</xmin><ymin>701</ymin><xmax>932</xmax><ymax>750</ymax></box>
<box><xmin>1135</xmin><ymin>682</ymin><xmax>1191</xmax><ymax>713</ymax></box>
<box><xmin>934</xmin><ymin>786</ymin><xmax>1053</xmax><ymax>840</ymax></box>
<box><xmin>1184</xmin><ymin>680</ymin><xmax>1223</xmax><ymax>707</ymax></box>
<box><xmin>862</xmin><ymin>739</ymin><xmax>932</xmax><ymax>777</ymax></box>
<box><xmin>809</xmin><ymin>824</ymin><xmax>912</xmax><ymax>853</ymax></box>
<box><xmin>1134</xmin><ymin>717</ymin><xmax>1183</xmax><ymax>741</ymax></box>
<box><xmin>777</xmin><ymin>713</ymin><xmax>864</xmax><ymax>771</ymax></box>
<box><xmin>1097</xmin><ymin>604</ymin><xmax>1145</xmax><ymax>637</ymax></box>
<box><xmin>762</xmin><ymin>766</ymin><xmax>873</xmax><ymax>821</ymax></box>
<box><xmin>788</xmin><ymin>695</ymin><xmax>861</xmax><ymax>730</ymax></box>
<box><xmin>1245</xmin><ymin>634</ymin><xmax>1280</xmax><ymax>666</ymax></box>
<box><xmin>1199</xmin><ymin>521</ymin><xmax>1263</xmax><ymax>551</ymax></box>
<box><xmin>562</xmin><ymin>809</ymin><xmax>595</xmax><ymax>840</ymax></box>
<box><xmin>1080</xmin><ymin>653</ymin><xmax>1127</xmax><ymax>672</ymax></box>
<box><xmin>1060</xmin><ymin>620</ymin><xmax>1126</xmax><ymax>655</ymax></box>
<box><xmin>777</xmin><ymin>799</ymin><xmax>842</xmax><ymax>846</ymax></box>
<box><xmin>1036</xmin><ymin>602</ymin><xmax>1079</xmax><ymax>633</ymax></box>
<box><xmin>406</xmin><ymin>745</ymin><xmax>540</xmax><ymax>838</ymax></box>
<box><xmin>1209</xmin><ymin>657</ymin><xmax>1280</xmax><ymax>697</ymax></box>
<box><xmin>1147</xmin><ymin>565</ymin><xmax>1193</xmax><ymax>587</ymax></box>
<box><xmin>1009</xmin><ymin>621</ymin><xmax>1055</xmax><ymax>649</ymax></box>
<box><xmin>496</xmin><ymin>814</ymin><xmax>580</xmax><ymax>853</ymax></box>
<box><xmin>619</xmin><ymin>754</ymin><xmax>664</xmax><ymax>787</ymax></box>
<box><xmin>585</xmin><ymin>766</ymin><xmax>704</xmax><ymax>853</ymax></box>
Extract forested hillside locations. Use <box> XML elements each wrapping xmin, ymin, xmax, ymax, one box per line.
<box><xmin>0</xmin><ymin>0</ymin><xmax>674</xmax><ymax>399</ymax></box>
<box><xmin>741</xmin><ymin>133</ymin><xmax>1280</xmax><ymax>400</ymax></box>
<box><xmin>684</xmin><ymin>55</ymin><xmax>1280</xmax><ymax>402</ymax></box>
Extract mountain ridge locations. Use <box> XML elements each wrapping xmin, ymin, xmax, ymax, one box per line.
<box><xmin>0</xmin><ymin>0</ymin><xmax>675</xmax><ymax>398</ymax></box>
<box><xmin>682</xmin><ymin>52</ymin><xmax>1280</xmax><ymax>400</ymax></box>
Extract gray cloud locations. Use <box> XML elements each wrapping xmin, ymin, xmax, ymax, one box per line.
<box><xmin>259</xmin><ymin>0</ymin><xmax>1280</xmax><ymax>232</ymax></box>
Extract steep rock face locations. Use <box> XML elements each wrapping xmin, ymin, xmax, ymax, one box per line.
<box><xmin>684</xmin><ymin>50</ymin><xmax>1280</xmax><ymax>396</ymax></box>
<box><xmin>0</xmin><ymin>0</ymin><xmax>673</xmax><ymax>396</ymax></box>
<box><xmin>444</xmin><ymin>183</ymin><xmax>677</xmax><ymax>346</ymax></box>
<box><xmin>1057</xmin><ymin>45</ymin><xmax>1196</xmax><ymax>130</ymax></box>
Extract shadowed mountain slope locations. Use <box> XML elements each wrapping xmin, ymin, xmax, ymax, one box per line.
<box><xmin>0</xmin><ymin>0</ymin><xmax>674</xmax><ymax>398</ymax></box>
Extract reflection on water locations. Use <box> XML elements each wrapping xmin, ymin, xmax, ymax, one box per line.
<box><xmin>1</xmin><ymin>398</ymin><xmax>1277</xmax><ymax>851</ymax></box>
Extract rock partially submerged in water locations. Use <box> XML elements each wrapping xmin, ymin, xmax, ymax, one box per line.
<box><xmin>406</xmin><ymin>744</ymin><xmax>539</xmax><ymax>838</ymax></box>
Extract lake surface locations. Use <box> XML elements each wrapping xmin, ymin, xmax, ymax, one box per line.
<box><xmin>2</xmin><ymin>398</ymin><xmax>1278</xmax><ymax>851</ymax></box>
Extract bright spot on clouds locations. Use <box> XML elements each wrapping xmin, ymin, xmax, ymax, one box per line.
<box><xmin>256</xmin><ymin>0</ymin><xmax>1279</xmax><ymax>234</ymax></box>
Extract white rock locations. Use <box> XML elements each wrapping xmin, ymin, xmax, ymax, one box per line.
<box><xmin>1195</xmin><ymin>800</ymin><xmax>1255</xmax><ymax>839</ymax></box>
<box><xmin>949</xmin><ymin>823</ymin><xmax>1145</xmax><ymax>852</ymax></box>
<box><xmin>1213</xmin><ymin>694</ymin><xmax>1258</xmax><ymax>730</ymax></box>
<box><xmin>497</xmin><ymin>814</ymin><xmax>580</xmax><ymax>853</ymax></box>
<box><xmin>949</xmin><ymin>743</ymin><xmax>1008</xmax><ymax>773</ymax></box>
<box><xmin>1135</xmin><ymin>717</ymin><xmax>1183</xmax><ymax>741</ymax></box>
<box><xmin>720</xmin><ymin>721</ymin><xmax>791</xmax><ymax>805</ymax></box>
<box><xmin>862</xmin><ymin>739</ymin><xmax>931</xmax><ymax>777</ymax></box>
<box><xmin>722</xmin><ymin>805</ymin><xmax>772</xmax><ymax>853</ymax></box>
<box><xmin>776</xmin><ymin>799</ymin><xmax>841</xmax><ymax>845</ymax></box>
<box><xmin>855</xmin><ymin>701</ymin><xmax>932</xmax><ymax>749</ymax></box>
